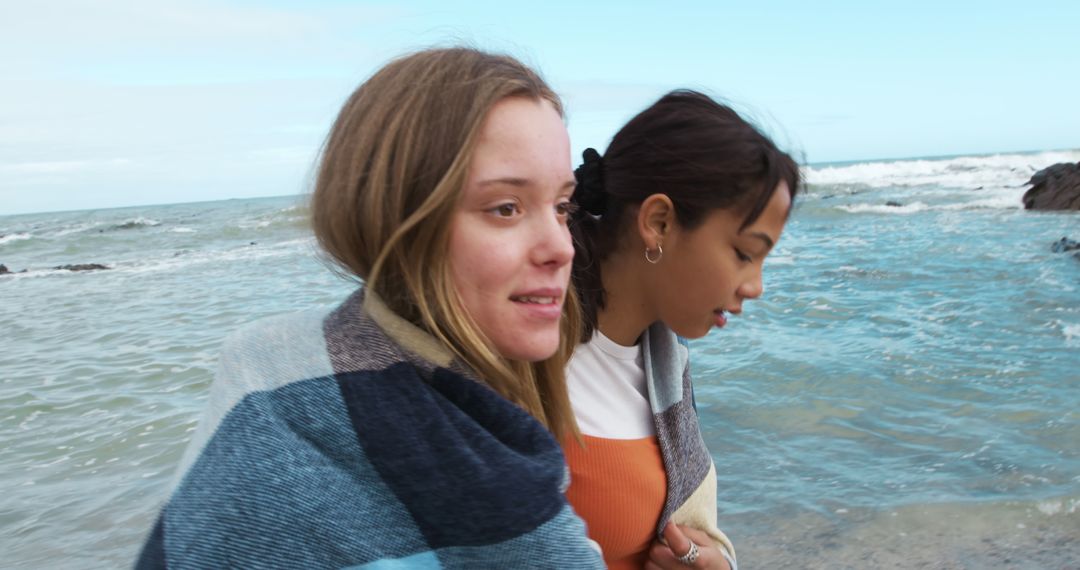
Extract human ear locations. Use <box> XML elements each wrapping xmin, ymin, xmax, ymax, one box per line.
<box><xmin>636</xmin><ymin>193</ymin><xmax>675</xmax><ymax>249</ymax></box>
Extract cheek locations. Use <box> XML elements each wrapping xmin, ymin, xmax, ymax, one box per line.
<box><xmin>672</xmin><ymin>245</ymin><xmax>731</xmax><ymax>303</ymax></box>
<box><xmin>447</xmin><ymin>219</ymin><xmax>478</xmax><ymax>297</ymax></box>
<box><xmin>447</xmin><ymin>222</ymin><xmax>517</xmax><ymax>299</ymax></box>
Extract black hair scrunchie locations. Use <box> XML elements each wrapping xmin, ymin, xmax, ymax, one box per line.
<box><xmin>573</xmin><ymin>148</ymin><xmax>608</xmax><ymax>216</ymax></box>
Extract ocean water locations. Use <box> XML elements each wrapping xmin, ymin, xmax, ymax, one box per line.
<box><xmin>2</xmin><ymin>149</ymin><xmax>1078</xmax><ymax>567</ymax></box>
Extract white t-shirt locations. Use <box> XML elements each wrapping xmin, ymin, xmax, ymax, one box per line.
<box><xmin>566</xmin><ymin>330</ymin><xmax>655</xmax><ymax>439</ymax></box>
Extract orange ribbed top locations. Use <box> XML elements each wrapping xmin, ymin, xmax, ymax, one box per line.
<box><xmin>563</xmin><ymin>434</ymin><xmax>667</xmax><ymax>570</ymax></box>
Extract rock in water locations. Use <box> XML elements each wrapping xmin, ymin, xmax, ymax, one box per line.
<box><xmin>0</xmin><ymin>264</ymin><xmax>27</xmax><ymax>275</ymax></box>
<box><xmin>53</xmin><ymin>263</ymin><xmax>110</xmax><ymax>272</ymax></box>
<box><xmin>1051</xmin><ymin>237</ymin><xmax>1080</xmax><ymax>253</ymax></box>
<box><xmin>1022</xmin><ymin>162</ymin><xmax>1080</xmax><ymax>210</ymax></box>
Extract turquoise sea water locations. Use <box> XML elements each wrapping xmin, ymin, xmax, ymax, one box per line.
<box><xmin>2</xmin><ymin>149</ymin><xmax>1078</xmax><ymax>567</ymax></box>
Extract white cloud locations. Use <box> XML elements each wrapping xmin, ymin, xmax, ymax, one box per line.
<box><xmin>0</xmin><ymin>158</ymin><xmax>133</xmax><ymax>175</ymax></box>
<box><xmin>0</xmin><ymin>1</ymin><xmax>409</xmax><ymax>81</ymax></box>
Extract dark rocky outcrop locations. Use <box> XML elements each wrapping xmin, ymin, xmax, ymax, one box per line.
<box><xmin>1022</xmin><ymin>162</ymin><xmax>1080</xmax><ymax>210</ymax></box>
<box><xmin>3</xmin><ymin>263</ymin><xmax>110</xmax><ymax>274</ymax></box>
<box><xmin>0</xmin><ymin>264</ymin><xmax>27</xmax><ymax>275</ymax></box>
<box><xmin>1049</xmin><ymin>237</ymin><xmax>1080</xmax><ymax>261</ymax></box>
<box><xmin>1051</xmin><ymin>237</ymin><xmax>1080</xmax><ymax>253</ymax></box>
<box><xmin>53</xmin><ymin>263</ymin><xmax>110</xmax><ymax>272</ymax></box>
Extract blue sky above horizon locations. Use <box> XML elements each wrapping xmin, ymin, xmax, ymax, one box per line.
<box><xmin>2</xmin><ymin>0</ymin><xmax>1078</xmax><ymax>215</ymax></box>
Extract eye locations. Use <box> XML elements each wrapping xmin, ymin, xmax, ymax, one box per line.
<box><xmin>735</xmin><ymin>248</ymin><xmax>752</xmax><ymax>263</ymax></box>
<box><xmin>489</xmin><ymin>202</ymin><xmax>520</xmax><ymax>218</ymax></box>
<box><xmin>555</xmin><ymin>200</ymin><xmax>578</xmax><ymax>217</ymax></box>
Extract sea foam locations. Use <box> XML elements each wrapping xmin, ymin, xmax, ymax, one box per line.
<box><xmin>806</xmin><ymin>149</ymin><xmax>1080</xmax><ymax>190</ymax></box>
<box><xmin>0</xmin><ymin>232</ymin><xmax>32</xmax><ymax>245</ymax></box>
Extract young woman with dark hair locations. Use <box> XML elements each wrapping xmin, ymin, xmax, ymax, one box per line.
<box><xmin>563</xmin><ymin>90</ymin><xmax>801</xmax><ymax>570</ymax></box>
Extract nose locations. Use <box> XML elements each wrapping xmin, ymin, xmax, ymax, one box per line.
<box><xmin>530</xmin><ymin>209</ymin><xmax>574</xmax><ymax>269</ymax></box>
<box><xmin>738</xmin><ymin>267</ymin><xmax>764</xmax><ymax>300</ymax></box>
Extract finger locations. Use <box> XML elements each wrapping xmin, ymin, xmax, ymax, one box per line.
<box><xmin>648</xmin><ymin>541</ymin><xmax>683</xmax><ymax>570</ymax></box>
<box><xmin>675</xmin><ymin>525</ymin><xmax>731</xmax><ymax>570</ymax></box>
<box><xmin>662</xmin><ymin>521</ymin><xmax>693</xmax><ymax>559</ymax></box>
<box><xmin>651</xmin><ymin>546</ymin><xmax>717</xmax><ymax>570</ymax></box>
<box><xmin>652</xmin><ymin>526</ymin><xmax>727</xmax><ymax>570</ymax></box>
<box><xmin>650</xmin><ymin>541</ymin><xmax>672</xmax><ymax>560</ymax></box>
<box><xmin>649</xmin><ymin>541</ymin><xmax>686</xmax><ymax>561</ymax></box>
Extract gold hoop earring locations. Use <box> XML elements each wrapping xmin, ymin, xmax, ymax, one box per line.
<box><xmin>645</xmin><ymin>244</ymin><xmax>663</xmax><ymax>264</ymax></box>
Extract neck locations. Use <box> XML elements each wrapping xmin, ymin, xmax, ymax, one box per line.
<box><xmin>594</xmin><ymin>248</ymin><xmax>655</xmax><ymax>347</ymax></box>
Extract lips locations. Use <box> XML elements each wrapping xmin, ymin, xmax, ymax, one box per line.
<box><xmin>509</xmin><ymin>288</ymin><xmax>565</xmax><ymax>321</ymax></box>
<box><xmin>509</xmin><ymin>287</ymin><xmax>563</xmax><ymax>305</ymax></box>
<box><xmin>510</xmin><ymin>295</ymin><xmax>558</xmax><ymax>304</ymax></box>
<box><xmin>714</xmin><ymin>309</ymin><xmax>728</xmax><ymax>328</ymax></box>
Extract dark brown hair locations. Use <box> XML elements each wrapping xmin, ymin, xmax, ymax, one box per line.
<box><xmin>570</xmin><ymin>89</ymin><xmax>801</xmax><ymax>340</ymax></box>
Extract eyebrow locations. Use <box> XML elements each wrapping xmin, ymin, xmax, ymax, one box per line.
<box><xmin>478</xmin><ymin>177</ymin><xmax>527</xmax><ymax>188</ymax></box>
<box><xmin>745</xmin><ymin>231</ymin><xmax>775</xmax><ymax>250</ymax></box>
<box><xmin>477</xmin><ymin>177</ymin><xmax>577</xmax><ymax>190</ymax></box>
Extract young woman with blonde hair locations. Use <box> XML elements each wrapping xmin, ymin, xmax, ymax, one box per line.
<box><xmin>136</xmin><ymin>48</ymin><xmax>603</xmax><ymax>569</ymax></box>
<box><xmin>563</xmin><ymin>90</ymin><xmax>801</xmax><ymax>570</ymax></box>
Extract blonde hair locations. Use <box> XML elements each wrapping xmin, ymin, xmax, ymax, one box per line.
<box><xmin>311</xmin><ymin>47</ymin><xmax>581</xmax><ymax>441</ymax></box>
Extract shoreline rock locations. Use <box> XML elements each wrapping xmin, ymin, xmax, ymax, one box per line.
<box><xmin>1050</xmin><ymin>237</ymin><xmax>1080</xmax><ymax>261</ymax></box>
<box><xmin>0</xmin><ymin>264</ymin><xmax>27</xmax><ymax>275</ymax></box>
<box><xmin>53</xmin><ymin>263</ymin><xmax>110</xmax><ymax>272</ymax></box>
<box><xmin>1051</xmin><ymin>237</ymin><xmax>1080</xmax><ymax>253</ymax></box>
<box><xmin>3</xmin><ymin>263</ymin><xmax>112</xmax><ymax>274</ymax></box>
<box><xmin>1022</xmin><ymin>161</ymin><xmax>1080</xmax><ymax>210</ymax></box>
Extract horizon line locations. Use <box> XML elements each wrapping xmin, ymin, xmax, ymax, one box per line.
<box><xmin>2</xmin><ymin>146</ymin><xmax>1077</xmax><ymax>218</ymax></box>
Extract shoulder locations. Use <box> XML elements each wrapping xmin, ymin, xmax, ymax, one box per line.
<box><xmin>222</xmin><ymin>309</ymin><xmax>328</xmax><ymax>359</ymax></box>
<box><xmin>218</xmin><ymin>309</ymin><xmax>337</xmax><ymax>391</ymax></box>
<box><xmin>169</xmin><ymin>309</ymin><xmax>339</xmax><ymax>485</ymax></box>
<box><xmin>204</xmin><ymin>309</ymin><xmax>340</xmax><ymax>436</ymax></box>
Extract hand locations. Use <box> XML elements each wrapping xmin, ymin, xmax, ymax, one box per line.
<box><xmin>644</xmin><ymin>522</ymin><xmax>732</xmax><ymax>570</ymax></box>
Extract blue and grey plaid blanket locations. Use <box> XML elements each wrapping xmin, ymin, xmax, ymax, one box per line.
<box><xmin>136</xmin><ymin>289</ymin><xmax>603</xmax><ymax>569</ymax></box>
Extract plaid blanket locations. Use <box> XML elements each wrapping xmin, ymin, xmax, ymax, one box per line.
<box><xmin>136</xmin><ymin>289</ymin><xmax>603</xmax><ymax>569</ymax></box>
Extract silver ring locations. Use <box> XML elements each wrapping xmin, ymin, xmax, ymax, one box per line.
<box><xmin>676</xmin><ymin>540</ymin><xmax>699</xmax><ymax>565</ymax></box>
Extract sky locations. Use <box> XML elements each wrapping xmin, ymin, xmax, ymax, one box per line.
<box><xmin>2</xmin><ymin>0</ymin><xmax>1078</xmax><ymax>216</ymax></box>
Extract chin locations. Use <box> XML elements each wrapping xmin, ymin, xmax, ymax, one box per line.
<box><xmin>495</xmin><ymin>335</ymin><xmax>560</xmax><ymax>363</ymax></box>
<box><xmin>674</xmin><ymin>323</ymin><xmax>711</xmax><ymax>340</ymax></box>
